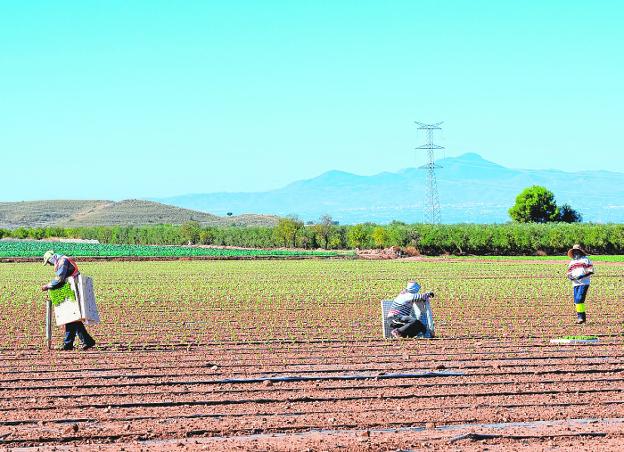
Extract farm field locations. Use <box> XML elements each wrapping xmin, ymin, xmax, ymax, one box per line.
<box><xmin>1</xmin><ymin>259</ymin><xmax>623</xmax><ymax>450</ymax></box>
<box><xmin>0</xmin><ymin>240</ymin><xmax>341</xmax><ymax>259</ymax></box>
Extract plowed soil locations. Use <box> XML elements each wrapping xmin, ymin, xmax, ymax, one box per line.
<box><xmin>1</xmin><ymin>259</ymin><xmax>623</xmax><ymax>451</ymax></box>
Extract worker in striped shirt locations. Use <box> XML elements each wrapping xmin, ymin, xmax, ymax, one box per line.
<box><xmin>387</xmin><ymin>281</ymin><xmax>434</xmax><ymax>338</ymax></box>
<box><xmin>566</xmin><ymin>244</ymin><xmax>594</xmax><ymax>324</ymax></box>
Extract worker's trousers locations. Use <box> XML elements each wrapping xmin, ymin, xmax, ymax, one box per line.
<box><xmin>389</xmin><ymin>315</ymin><xmax>427</xmax><ymax>338</ymax></box>
<box><xmin>573</xmin><ymin>285</ymin><xmax>589</xmax><ymax>322</ymax></box>
<box><xmin>64</xmin><ymin>321</ymin><xmax>95</xmax><ymax>348</ymax></box>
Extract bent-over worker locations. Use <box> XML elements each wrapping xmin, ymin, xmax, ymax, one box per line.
<box><xmin>387</xmin><ymin>280</ymin><xmax>434</xmax><ymax>338</ymax></box>
<box><xmin>41</xmin><ymin>251</ymin><xmax>96</xmax><ymax>351</ymax></box>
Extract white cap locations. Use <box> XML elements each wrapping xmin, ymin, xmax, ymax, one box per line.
<box><xmin>406</xmin><ymin>281</ymin><xmax>421</xmax><ymax>293</ymax></box>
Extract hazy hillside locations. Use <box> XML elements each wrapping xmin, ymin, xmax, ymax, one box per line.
<box><xmin>0</xmin><ymin>200</ymin><xmax>109</xmax><ymax>229</ymax></box>
<box><xmin>0</xmin><ymin>200</ymin><xmax>278</xmax><ymax>229</ymax></box>
<box><xmin>155</xmin><ymin>153</ymin><xmax>624</xmax><ymax>224</ymax></box>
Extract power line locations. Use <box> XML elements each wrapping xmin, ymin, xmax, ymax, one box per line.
<box><xmin>415</xmin><ymin>121</ymin><xmax>443</xmax><ymax>224</ymax></box>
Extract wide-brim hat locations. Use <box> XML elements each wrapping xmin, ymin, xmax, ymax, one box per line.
<box><xmin>43</xmin><ymin>250</ymin><xmax>55</xmax><ymax>265</ymax></box>
<box><xmin>567</xmin><ymin>244</ymin><xmax>587</xmax><ymax>259</ymax></box>
<box><xmin>406</xmin><ymin>281</ymin><xmax>421</xmax><ymax>293</ymax></box>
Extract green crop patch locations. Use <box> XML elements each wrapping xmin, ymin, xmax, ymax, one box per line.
<box><xmin>2</xmin><ymin>258</ymin><xmax>622</xmax><ymax>348</ymax></box>
<box><xmin>0</xmin><ymin>241</ymin><xmax>339</xmax><ymax>259</ymax></box>
<box><xmin>49</xmin><ymin>282</ymin><xmax>76</xmax><ymax>306</ymax></box>
<box><xmin>559</xmin><ymin>335</ymin><xmax>598</xmax><ymax>341</ymax></box>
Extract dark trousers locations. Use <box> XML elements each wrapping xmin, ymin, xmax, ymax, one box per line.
<box><xmin>389</xmin><ymin>315</ymin><xmax>427</xmax><ymax>338</ymax></box>
<box><xmin>64</xmin><ymin>321</ymin><xmax>95</xmax><ymax>348</ymax></box>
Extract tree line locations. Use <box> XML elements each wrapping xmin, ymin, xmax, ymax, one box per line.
<box><xmin>2</xmin><ymin>220</ymin><xmax>623</xmax><ymax>255</ymax></box>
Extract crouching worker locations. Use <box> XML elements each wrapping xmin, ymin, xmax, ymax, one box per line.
<box><xmin>41</xmin><ymin>251</ymin><xmax>96</xmax><ymax>351</ymax></box>
<box><xmin>387</xmin><ymin>281</ymin><xmax>434</xmax><ymax>338</ymax></box>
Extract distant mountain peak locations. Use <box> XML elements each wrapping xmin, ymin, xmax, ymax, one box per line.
<box><xmin>458</xmin><ymin>152</ymin><xmax>486</xmax><ymax>160</ymax></box>
<box><xmin>317</xmin><ymin>169</ymin><xmax>356</xmax><ymax>179</ymax></box>
<box><xmin>441</xmin><ymin>152</ymin><xmax>503</xmax><ymax>167</ymax></box>
<box><xmin>155</xmin><ymin>152</ymin><xmax>624</xmax><ymax>224</ymax></box>
<box><xmin>286</xmin><ymin>169</ymin><xmax>362</xmax><ymax>189</ymax></box>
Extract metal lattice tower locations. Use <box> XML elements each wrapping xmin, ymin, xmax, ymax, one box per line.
<box><xmin>415</xmin><ymin>121</ymin><xmax>443</xmax><ymax>224</ymax></box>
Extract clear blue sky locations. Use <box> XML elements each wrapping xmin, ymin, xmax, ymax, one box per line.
<box><xmin>2</xmin><ymin>1</ymin><xmax>622</xmax><ymax>201</ymax></box>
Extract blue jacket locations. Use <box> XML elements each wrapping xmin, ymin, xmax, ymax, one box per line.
<box><xmin>48</xmin><ymin>255</ymin><xmax>79</xmax><ymax>289</ymax></box>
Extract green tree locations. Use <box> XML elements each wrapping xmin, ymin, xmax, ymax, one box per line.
<box><xmin>558</xmin><ymin>203</ymin><xmax>582</xmax><ymax>223</ymax></box>
<box><xmin>12</xmin><ymin>227</ymin><xmax>29</xmax><ymax>239</ymax></box>
<box><xmin>300</xmin><ymin>226</ymin><xmax>317</xmax><ymax>249</ymax></box>
<box><xmin>313</xmin><ymin>214</ymin><xmax>336</xmax><ymax>249</ymax></box>
<box><xmin>371</xmin><ymin>226</ymin><xmax>389</xmax><ymax>249</ymax></box>
<box><xmin>347</xmin><ymin>224</ymin><xmax>372</xmax><ymax>249</ymax></box>
<box><xmin>509</xmin><ymin>186</ymin><xmax>560</xmax><ymax>223</ymax></box>
<box><xmin>199</xmin><ymin>228</ymin><xmax>215</xmax><ymax>245</ymax></box>
<box><xmin>274</xmin><ymin>216</ymin><xmax>304</xmax><ymax>247</ymax></box>
<box><xmin>180</xmin><ymin>221</ymin><xmax>201</xmax><ymax>244</ymax></box>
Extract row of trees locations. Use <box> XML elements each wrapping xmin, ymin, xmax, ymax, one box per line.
<box><xmin>3</xmin><ymin>220</ymin><xmax>624</xmax><ymax>255</ymax></box>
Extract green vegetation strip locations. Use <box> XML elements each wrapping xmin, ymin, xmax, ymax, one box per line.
<box><xmin>49</xmin><ymin>282</ymin><xmax>76</xmax><ymax>306</ymax></box>
<box><xmin>0</xmin><ymin>241</ymin><xmax>339</xmax><ymax>259</ymax></box>
<box><xmin>559</xmin><ymin>335</ymin><xmax>598</xmax><ymax>341</ymax></box>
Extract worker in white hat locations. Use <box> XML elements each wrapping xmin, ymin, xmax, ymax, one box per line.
<box><xmin>42</xmin><ymin>251</ymin><xmax>96</xmax><ymax>350</ymax></box>
<box><xmin>566</xmin><ymin>244</ymin><xmax>594</xmax><ymax>324</ymax></box>
<box><xmin>386</xmin><ymin>280</ymin><xmax>435</xmax><ymax>338</ymax></box>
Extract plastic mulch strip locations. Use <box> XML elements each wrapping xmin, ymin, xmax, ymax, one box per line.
<box><xmin>49</xmin><ymin>282</ymin><xmax>76</xmax><ymax>306</ymax></box>
<box><xmin>214</xmin><ymin>371</ymin><xmax>465</xmax><ymax>384</ymax></box>
<box><xmin>550</xmin><ymin>335</ymin><xmax>599</xmax><ymax>345</ymax></box>
<box><xmin>560</xmin><ymin>335</ymin><xmax>598</xmax><ymax>341</ymax></box>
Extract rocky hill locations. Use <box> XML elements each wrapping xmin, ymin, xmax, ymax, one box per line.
<box><xmin>0</xmin><ymin>200</ymin><xmax>278</xmax><ymax>229</ymax></box>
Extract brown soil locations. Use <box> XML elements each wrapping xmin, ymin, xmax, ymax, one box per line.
<box><xmin>3</xmin><ymin>259</ymin><xmax>623</xmax><ymax>450</ymax></box>
<box><xmin>2</xmin><ymin>338</ymin><xmax>623</xmax><ymax>450</ymax></box>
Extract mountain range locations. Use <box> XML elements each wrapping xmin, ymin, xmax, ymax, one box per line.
<box><xmin>155</xmin><ymin>153</ymin><xmax>624</xmax><ymax>224</ymax></box>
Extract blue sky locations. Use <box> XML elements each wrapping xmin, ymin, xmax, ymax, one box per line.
<box><xmin>1</xmin><ymin>1</ymin><xmax>622</xmax><ymax>201</ymax></box>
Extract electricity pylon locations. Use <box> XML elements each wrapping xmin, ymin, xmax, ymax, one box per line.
<box><xmin>415</xmin><ymin>121</ymin><xmax>443</xmax><ymax>224</ymax></box>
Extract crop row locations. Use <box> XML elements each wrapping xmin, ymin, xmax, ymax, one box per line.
<box><xmin>0</xmin><ymin>241</ymin><xmax>339</xmax><ymax>259</ymax></box>
<box><xmin>1</xmin><ymin>259</ymin><xmax>622</xmax><ymax>350</ymax></box>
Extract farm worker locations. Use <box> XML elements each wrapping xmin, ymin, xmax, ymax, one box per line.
<box><xmin>566</xmin><ymin>244</ymin><xmax>594</xmax><ymax>324</ymax></box>
<box><xmin>387</xmin><ymin>281</ymin><xmax>435</xmax><ymax>338</ymax></box>
<box><xmin>41</xmin><ymin>251</ymin><xmax>96</xmax><ymax>351</ymax></box>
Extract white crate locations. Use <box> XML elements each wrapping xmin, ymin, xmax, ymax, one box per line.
<box><xmin>53</xmin><ymin>275</ymin><xmax>100</xmax><ymax>326</ymax></box>
<box><xmin>54</xmin><ymin>298</ymin><xmax>82</xmax><ymax>326</ymax></box>
<box><xmin>381</xmin><ymin>299</ymin><xmax>435</xmax><ymax>339</ymax></box>
<box><xmin>77</xmin><ymin>275</ymin><xmax>100</xmax><ymax>324</ymax></box>
<box><xmin>381</xmin><ymin>300</ymin><xmax>396</xmax><ymax>339</ymax></box>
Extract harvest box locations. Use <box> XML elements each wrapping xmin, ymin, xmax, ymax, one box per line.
<box><xmin>50</xmin><ymin>275</ymin><xmax>100</xmax><ymax>326</ymax></box>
